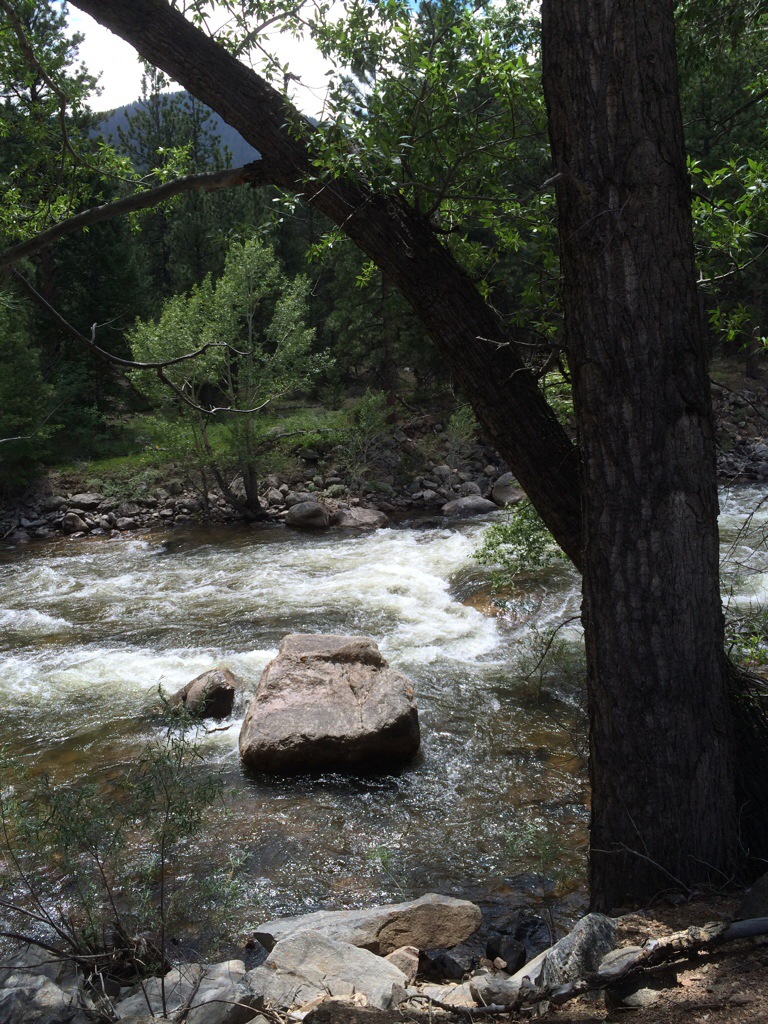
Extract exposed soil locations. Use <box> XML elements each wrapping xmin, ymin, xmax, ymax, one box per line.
<box><xmin>548</xmin><ymin>895</ymin><xmax>768</xmax><ymax>1024</ymax></box>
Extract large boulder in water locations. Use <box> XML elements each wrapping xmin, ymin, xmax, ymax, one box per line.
<box><xmin>239</xmin><ymin>634</ymin><xmax>420</xmax><ymax>771</ymax></box>
<box><xmin>441</xmin><ymin>496</ymin><xmax>497</xmax><ymax>518</ymax></box>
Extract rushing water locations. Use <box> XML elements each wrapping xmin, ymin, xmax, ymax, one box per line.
<box><xmin>1</xmin><ymin>486</ymin><xmax>765</xmax><ymax>936</ymax></box>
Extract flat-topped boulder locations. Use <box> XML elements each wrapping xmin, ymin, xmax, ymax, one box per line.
<box><xmin>441</xmin><ymin>496</ymin><xmax>497</xmax><ymax>518</ymax></box>
<box><xmin>254</xmin><ymin>893</ymin><xmax>481</xmax><ymax>956</ymax></box>
<box><xmin>67</xmin><ymin>492</ymin><xmax>104</xmax><ymax>511</ymax></box>
<box><xmin>238</xmin><ymin>634</ymin><xmax>420</xmax><ymax>772</ymax></box>
<box><xmin>333</xmin><ymin>507</ymin><xmax>389</xmax><ymax>529</ymax></box>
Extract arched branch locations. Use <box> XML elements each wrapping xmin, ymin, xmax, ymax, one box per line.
<box><xmin>1</xmin><ymin>162</ymin><xmax>268</xmax><ymax>269</ymax></box>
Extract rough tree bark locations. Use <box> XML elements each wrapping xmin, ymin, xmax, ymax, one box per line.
<box><xmin>70</xmin><ymin>0</ymin><xmax>583</xmax><ymax>566</ymax></box>
<box><xmin>541</xmin><ymin>0</ymin><xmax>738</xmax><ymax>907</ymax></box>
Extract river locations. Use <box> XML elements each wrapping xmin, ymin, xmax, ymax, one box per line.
<box><xmin>1</xmin><ymin>486</ymin><xmax>766</xmax><ymax>940</ymax></box>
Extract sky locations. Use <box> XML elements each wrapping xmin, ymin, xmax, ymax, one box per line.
<box><xmin>66</xmin><ymin>5</ymin><xmax>338</xmax><ymax>118</ymax></box>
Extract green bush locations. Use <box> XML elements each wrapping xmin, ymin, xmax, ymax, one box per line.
<box><xmin>0</xmin><ymin>717</ymin><xmax>232</xmax><ymax>1006</ymax></box>
<box><xmin>475</xmin><ymin>498</ymin><xmax>565</xmax><ymax>589</ymax></box>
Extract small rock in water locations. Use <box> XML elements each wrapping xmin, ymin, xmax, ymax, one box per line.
<box><xmin>170</xmin><ymin>667</ymin><xmax>246</xmax><ymax>719</ymax></box>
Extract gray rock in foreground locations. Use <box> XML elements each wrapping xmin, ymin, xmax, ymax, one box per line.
<box><xmin>246</xmin><ymin>931</ymin><xmax>407</xmax><ymax>1010</ymax></box>
<box><xmin>115</xmin><ymin>961</ymin><xmax>256</xmax><ymax>1023</ymax></box>
<box><xmin>0</xmin><ymin>973</ymin><xmax>85</xmax><ymax>1024</ymax></box>
<box><xmin>255</xmin><ymin>892</ymin><xmax>481</xmax><ymax>956</ymax></box>
<box><xmin>471</xmin><ymin>912</ymin><xmax>616</xmax><ymax>1006</ymax></box>
<box><xmin>541</xmin><ymin>912</ymin><xmax>616</xmax><ymax>988</ymax></box>
<box><xmin>239</xmin><ymin>634</ymin><xmax>420</xmax><ymax>772</ymax></box>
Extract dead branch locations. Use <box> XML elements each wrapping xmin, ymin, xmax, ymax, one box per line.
<box><xmin>1</xmin><ymin>162</ymin><xmax>267</xmax><ymax>269</ymax></box>
<box><xmin>9</xmin><ymin>268</ymin><xmax>218</xmax><ymax>369</ymax></box>
<box><xmin>416</xmin><ymin>917</ymin><xmax>768</xmax><ymax>1018</ymax></box>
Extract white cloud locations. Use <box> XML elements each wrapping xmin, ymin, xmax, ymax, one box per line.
<box><xmin>66</xmin><ymin>9</ymin><xmax>150</xmax><ymax>111</ymax></box>
<box><xmin>66</xmin><ymin>4</ymin><xmax>339</xmax><ymax>119</ymax></box>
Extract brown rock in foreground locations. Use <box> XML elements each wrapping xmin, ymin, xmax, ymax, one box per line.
<box><xmin>238</xmin><ymin>634</ymin><xmax>420</xmax><ymax>772</ymax></box>
<box><xmin>254</xmin><ymin>893</ymin><xmax>482</xmax><ymax>956</ymax></box>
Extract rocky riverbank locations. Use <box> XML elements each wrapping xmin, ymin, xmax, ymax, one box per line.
<box><xmin>2</xmin><ymin>888</ymin><xmax>767</xmax><ymax>1024</ymax></box>
<box><xmin>2</xmin><ymin>368</ymin><xmax>767</xmax><ymax>547</ymax></box>
<box><xmin>0</xmin><ymin>423</ymin><xmax>521</xmax><ymax>546</ymax></box>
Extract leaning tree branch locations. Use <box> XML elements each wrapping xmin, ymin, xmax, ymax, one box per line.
<box><xmin>8</xmin><ymin>268</ymin><xmax>219</xmax><ymax>369</ymax></box>
<box><xmin>8</xmin><ymin>268</ymin><xmax>294</xmax><ymax>420</ymax></box>
<box><xmin>1</xmin><ymin>162</ymin><xmax>268</xmax><ymax>269</ymax></box>
<box><xmin>68</xmin><ymin>0</ymin><xmax>585</xmax><ymax>569</ymax></box>
<box><xmin>698</xmin><ymin>240</ymin><xmax>768</xmax><ymax>286</ymax></box>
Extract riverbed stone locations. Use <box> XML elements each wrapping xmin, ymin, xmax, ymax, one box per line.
<box><xmin>239</xmin><ymin>634</ymin><xmax>420</xmax><ymax>772</ymax></box>
<box><xmin>61</xmin><ymin>512</ymin><xmax>88</xmax><ymax>534</ymax></box>
<box><xmin>114</xmin><ymin>961</ymin><xmax>257</xmax><ymax>1023</ymax></box>
<box><xmin>264</xmin><ymin>487</ymin><xmax>284</xmax><ymax>506</ymax></box>
<box><xmin>441</xmin><ymin>496</ymin><xmax>497</xmax><ymax>518</ymax></box>
<box><xmin>246</xmin><ymin>931</ymin><xmax>407</xmax><ymax>1011</ymax></box>
<box><xmin>283</xmin><ymin>490</ymin><xmax>312</xmax><ymax>507</ymax></box>
<box><xmin>490</xmin><ymin>473</ymin><xmax>524</xmax><ymax>507</ymax></box>
<box><xmin>42</xmin><ymin>495</ymin><xmax>66</xmax><ymax>512</ymax></box>
<box><xmin>540</xmin><ymin>912</ymin><xmax>616</xmax><ymax>987</ymax></box>
<box><xmin>170</xmin><ymin>667</ymin><xmax>245</xmax><ymax>718</ymax></box>
<box><xmin>384</xmin><ymin>946</ymin><xmax>420</xmax><ymax>984</ymax></box>
<box><xmin>115</xmin><ymin>517</ymin><xmax>139</xmax><ymax>531</ymax></box>
<box><xmin>0</xmin><ymin>972</ymin><xmax>84</xmax><ymax>1024</ymax></box>
<box><xmin>255</xmin><ymin>893</ymin><xmax>480</xmax><ymax>956</ymax></box>
<box><xmin>117</xmin><ymin>502</ymin><xmax>142</xmax><ymax>518</ymax></box>
<box><xmin>333</xmin><ymin>507</ymin><xmax>389</xmax><ymax>529</ymax></box>
<box><xmin>68</xmin><ymin>492</ymin><xmax>103</xmax><ymax>511</ymax></box>
<box><xmin>470</xmin><ymin>970</ymin><xmax>523</xmax><ymax>1006</ymax></box>
<box><xmin>7</xmin><ymin>529</ymin><xmax>32</xmax><ymax>544</ymax></box>
<box><xmin>411</xmin><ymin>981</ymin><xmax>476</xmax><ymax>1008</ymax></box>
<box><xmin>285</xmin><ymin>501</ymin><xmax>330</xmax><ymax>528</ymax></box>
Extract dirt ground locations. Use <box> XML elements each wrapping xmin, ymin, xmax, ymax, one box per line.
<box><xmin>546</xmin><ymin>895</ymin><xmax>768</xmax><ymax>1024</ymax></box>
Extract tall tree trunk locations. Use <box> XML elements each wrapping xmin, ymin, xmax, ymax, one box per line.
<box><xmin>73</xmin><ymin>0</ymin><xmax>583</xmax><ymax>566</ymax></box>
<box><xmin>541</xmin><ymin>0</ymin><xmax>737</xmax><ymax>907</ymax></box>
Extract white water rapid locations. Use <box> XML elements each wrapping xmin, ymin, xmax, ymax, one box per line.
<box><xmin>1</xmin><ymin>487</ymin><xmax>765</xmax><ymax>927</ymax></box>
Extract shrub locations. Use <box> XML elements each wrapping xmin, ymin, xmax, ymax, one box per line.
<box><xmin>0</xmin><ymin>717</ymin><xmax>229</xmax><ymax>1012</ymax></box>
